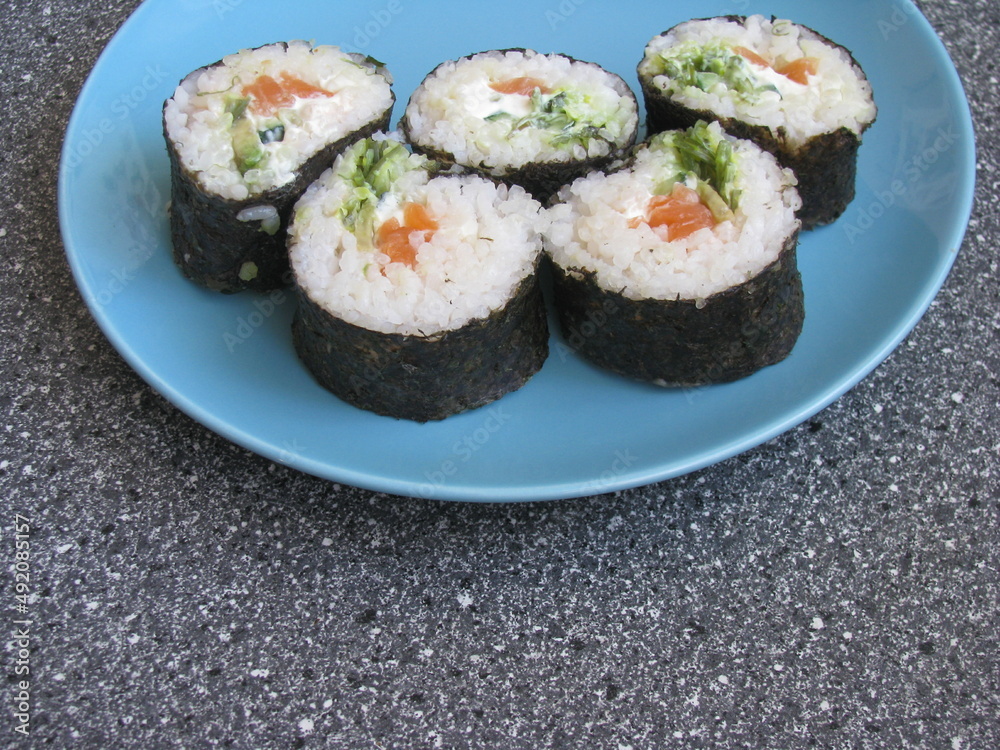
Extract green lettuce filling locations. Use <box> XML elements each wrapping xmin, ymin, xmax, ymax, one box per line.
<box><xmin>336</xmin><ymin>139</ymin><xmax>430</xmax><ymax>251</ymax></box>
<box><xmin>224</xmin><ymin>95</ymin><xmax>289</xmax><ymax>176</ymax></box>
<box><xmin>652</xmin><ymin>121</ymin><xmax>741</xmax><ymax>216</ymax></box>
<box><xmin>648</xmin><ymin>42</ymin><xmax>779</xmax><ymax>103</ymax></box>
<box><xmin>224</xmin><ymin>94</ymin><xmax>250</xmax><ymax>120</ymax></box>
<box><xmin>232</xmin><ymin>118</ymin><xmax>266</xmax><ymax>175</ymax></box>
<box><xmin>486</xmin><ymin>88</ymin><xmax>612</xmax><ymax>150</ymax></box>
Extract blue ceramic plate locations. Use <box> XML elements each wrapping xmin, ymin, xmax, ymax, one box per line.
<box><xmin>59</xmin><ymin>0</ymin><xmax>975</xmax><ymax>501</ymax></box>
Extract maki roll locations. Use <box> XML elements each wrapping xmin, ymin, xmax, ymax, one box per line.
<box><xmin>400</xmin><ymin>49</ymin><xmax>639</xmax><ymax>203</ymax></box>
<box><xmin>288</xmin><ymin>137</ymin><xmax>549</xmax><ymax>422</ymax></box>
<box><xmin>544</xmin><ymin>121</ymin><xmax>803</xmax><ymax>386</ymax></box>
<box><xmin>163</xmin><ymin>41</ymin><xmax>394</xmax><ymax>292</ymax></box>
<box><xmin>638</xmin><ymin>16</ymin><xmax>877</xmax><ymax>229</ymax></box>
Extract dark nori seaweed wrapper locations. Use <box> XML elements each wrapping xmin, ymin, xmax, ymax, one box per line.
<box><xmin>550</xmin><ymin>231</ymin><xmax>804</xmax><ymax>386</ymax></box>
<box><xmin>163</xmin><ymin>45</ymin><xmax>394</xmax><ymax>293</ymax></box>
<box><xmin>399</xmin><ymin>49</ymin><xmax>639</xmax><ymax>205</ymax></box>
<box><xmin>638</xmin><ymin>17</ymin><xmax>876</xmax><ymax>230</ymax></box>
<box><xmin>292</xmin><ymin>270</ymin><xmax>549</xmax><ymax>422</ymax></box>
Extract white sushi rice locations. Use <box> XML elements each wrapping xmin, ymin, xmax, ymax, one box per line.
<box><xmin>404</xmin><ymin>49</ymin><xmax>638</xmax><ymax>173</ymax></box>
<box><xmin>639</xmin><ymin>16</ymin><xmax>877</xmax><ymax>147</ymax></box>
<box><xmin>163</xmin><ymin>42</ymin><xmax>393</xmax><ymax>200</ymax></box>
<box><xmin>545</xmin><ymin>122</ymin><xmax>801</xmax><ymax>302</ymax></box>
<box><xmin>289</xmin><ymin>154</ymin><xmax>545</xmax><ymax>336</ymax></box>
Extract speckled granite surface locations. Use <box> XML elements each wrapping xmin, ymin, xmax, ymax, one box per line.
<box><xmin>2</xmin><ymin>0</ymin><xmax>998</xmax><ymax>747</ymax></box>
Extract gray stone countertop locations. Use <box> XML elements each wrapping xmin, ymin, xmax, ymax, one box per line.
<box><xmin>2</xmin><ymin>0</ymin><xmax>997</xmax><ymax>747</ymax></box>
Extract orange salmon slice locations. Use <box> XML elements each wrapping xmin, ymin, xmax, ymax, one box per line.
<box><xmin>734</xmin><ymin>46</ymin><xmax>819</xmax><ymax>85</ymax></box>
<box><xmin>377</xmin><ymin>203</ymin><xmax>440</xmax><ymax>268</ymax></box>
<box><xmin>244</xmin><ymin>73</ymin><xmax>336</xmax><ymax>116</ymax></box>
<box><xmin>489</xmin><ymin>77</ymin><xmax>552</xmax><ymax>96</ymax></box>
<box><xmin>639</xmin><ymin>184</ymin><xmax>716</xmax><ymax>242</ymax></box>
<box><xmin>776</xmin><ymin>57</ymin><xmax>819</xmax><ymax>85</ymax></box>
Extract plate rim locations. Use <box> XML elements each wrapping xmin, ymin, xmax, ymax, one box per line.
<box><xmin>58</xmin><ymin>0</ymin><xmax>978</xmax><ymax>502</ymax></box>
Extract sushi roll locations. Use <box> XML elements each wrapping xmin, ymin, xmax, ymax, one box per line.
<box><xmin>544</xmin><ymin>120</ymin><xmax>804</xmax><ymax>386</ymax></box>
<box><xmin>637</xmin><ymin>16</ymin><xmax>877</xmax><ymax>229</ymax></box>
<box><xmin>400</xmin><ymin>49</ymin><xmax>639</xmax><ymax>204</ymax></box>
<box><xmin>163</xmin><ymin>41</ymin><xmax>394</xmax><ymax>292</ymax></box>
<box><xmin>288</xmin><ymin>137</ymin><xmax>549</xmax><ymax>422</ymax></box>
